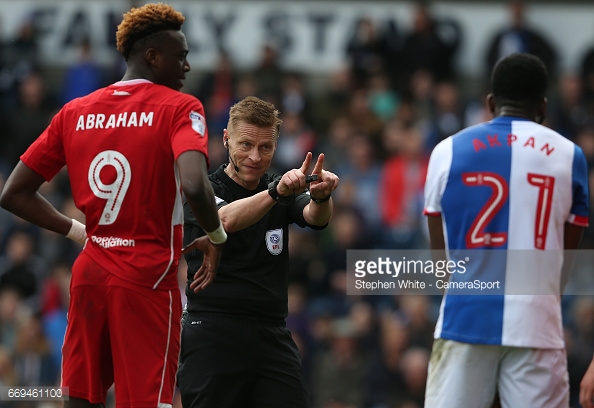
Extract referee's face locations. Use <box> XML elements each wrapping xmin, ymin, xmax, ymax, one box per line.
<box><xmin>225</xmin><ymin>122</ymin><xmax>277</xmax><ymax>189</ymax></box>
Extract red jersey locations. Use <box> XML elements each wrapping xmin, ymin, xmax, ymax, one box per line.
<box><xmin>21</xmin><ymin>79</ymin><xmax>209</xmax><ymax>290</ymax></box>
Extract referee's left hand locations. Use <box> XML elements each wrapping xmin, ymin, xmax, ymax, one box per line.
<box><xmin>307</xmin><ymin>153</ymin><xmax>339</xmax><ymax>200</ymax></box>
<box><xmin>183</xmin><ymin>236</ymin><xmax>224</xmax><ymax>292</ymax></box>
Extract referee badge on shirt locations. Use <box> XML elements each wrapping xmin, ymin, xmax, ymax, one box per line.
<box><xmin>265</xmin><ymin>228</ymin><xmax>283</xmax><ymax>255</ymax></box>
<box><xmin>189</xmin><ymin>111</ymin><xmax>206</xmax><ymax>136</ymax></box>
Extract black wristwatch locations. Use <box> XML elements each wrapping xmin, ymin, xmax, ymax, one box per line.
<box><xmin>311</xmin><ymin>194</ymin><xmax>331</xmax><ymax>204</ymax></box>
<box><xmin>268</xmin><ymin>178</ymin><xmax>295</xmax><ymax>206</ymax></box>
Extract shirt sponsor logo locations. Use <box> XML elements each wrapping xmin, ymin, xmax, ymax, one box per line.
<box><xmin>265</xmin><ymin>228</ymin><xmax>283</xmax><ymax>255</ymax></box>
<box><xmin>75</xmin><ymin>112</ymin><xmax>154</xmax><ymax>131</ymax></box>
<box><xmin>91</xmin><ymin>235</ymin><xmax>136</xmax><ymax>248</ymax></box>
<box><xmin>189</xmin><ymin>111</ymin><xmax>206</xmax><ymax>136</ymax></box>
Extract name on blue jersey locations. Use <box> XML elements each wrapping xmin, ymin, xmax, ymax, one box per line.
<box><xmin>472</xmin><ymin>133</ymin><xmax>555</xmax><ymax>156</ymax></box>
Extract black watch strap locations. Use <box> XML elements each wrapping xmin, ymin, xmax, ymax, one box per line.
<box><xmin>268</xmin><ymin>178</ymin><xmax>295</xmax><ymax>206</ymax></box>
<box><xmin>268</xmin><ymin>179</ymin><xmax>281</xmax><ymax>201</ymax></box>
<box><xmin>312</xmin><ymin>194</ymin><xmax>331</xmax><ymax>204</ymax></box>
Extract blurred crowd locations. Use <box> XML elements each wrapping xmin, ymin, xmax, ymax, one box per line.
<box><xmin>1</xmin><ymin>1</ymin><xmax>594</xmax><ymax>407</ymax></box>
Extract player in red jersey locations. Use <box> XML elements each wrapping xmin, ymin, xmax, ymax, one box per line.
<box><xmin>0</xmin><ymin>4</ymin><xmax>226</xmax><ymax>407</ymax></box>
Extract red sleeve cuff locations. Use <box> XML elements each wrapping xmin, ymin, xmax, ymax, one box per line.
<box><xmin>423</xmin><ymin>209</ymin><xmax>441</xmax><ymax>217</ymax></box>
<box><xmin>568</xmin><ymin>214</ymin><xmax>589</xmax><ymax>227</ymax></box>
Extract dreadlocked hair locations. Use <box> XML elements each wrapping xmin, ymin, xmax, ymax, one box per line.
<box><xmin>116</xmin><ymin>3</ymin><xmax>185</xmax><ymax>60</ymax></box>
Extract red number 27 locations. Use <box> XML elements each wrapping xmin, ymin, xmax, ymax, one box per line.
<box><xmin>462</xmin><ymin>172</ymin><xmax>554</xmax><ymax>250</ymax></box>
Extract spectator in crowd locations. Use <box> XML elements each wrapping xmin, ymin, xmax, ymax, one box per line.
<box><xmin>424</xmin><ymin>80</ymin><xmax>465</xmax><ymax>149</ymax></box>
<box><xmin>274</xmin><ymin>111</ymin><xmax>317</xmax><ymax>173</ymax></box>
<box><xmin>345</xmin><ymin>88</ymin><xmax>384</xmax><ymax>140</ymax></box>
<box><xmin>0</xmin><ymin>345</ymin><xmax>17</xmax><ymax>386</ymax></box>
<box><xmin>280</xmin><ymin>73</ymin><xmax>311</xmax><ymax>118</ymax></box>
<box><xmin>311</xmin><ymin>67</ymin><xmax>354</xmax><ymax>134</ymax></box>
<box><xmin>13</xmin><ymin>313</ymin><xmax>57</xmax><ymax>386</ymax></box>
<box><xmin>547</xmin><ymin>72</ymin><xmax>589</xmax><ymax>140</ymax></box>
<box><xmin>0</xmin><ymin>171</ymin><xmax>15</xmax><ymax>251</ymax></box>
<box><xmin>0</xmin><ymin>15</ymin><xmax>40</xmax><ymax>112</ymax></box>
<box><xmin>0</xmin><ymin>230</ymin><xmax>46</xmax><ymax>306</ymax></box>
<box><xmin>345</xmin><ymin>17</ymin><xmax>389</xmax><ymax>89</ymax></box>
<box><xmin>397</xmin><ymin>296</ymin><xmax>435</xmax><ymax>351</ymax></box>
<box><xmin>253</xmin><ymin>43</ymin><xmax>284</xmax><ymax>105</ymax></box>
<box><xmin>379</xmin><ymin>123</ymin><xmax>428</xmax><ymax>248</ymax></box>
<box><xmin>40</xmin><ymin>262</ymin><xmax>71</xmax><ymax>370</ymax></box>
<box><xmin>311</xmin><ymin>317</ymin><xmax>367</xmax><ymax>408</ymax></box>
<box><xmin>193</xmin><ymin>50</ymin><xmax>237</xmax><ymax>134</ymax></box>
<box><xmin>399</xmin><ymin>347</ymin><xmax>430</xmax><ymax>407</ymax></box>
<box><xmin>286</xmin><ymin>282</ymin><xmax>316</xmax><ymax>380</ymax></box>
<box><xmin>580</xmin><ymin>39</ymin><xmax>594</xmax><ymax>108</ymax></box>
<box><xmin>0</xmin><ymin>287</ymin><xmax>24</xmax><ymax>352</ymax></box>
<box><xmin>575</xmin><ymin>125</ymin><xmax>594</xmax><ymax>169</ymax></box>
<box><xmin>60</xmin><ymin>38</ymin><xmax>108</xmax><ymax>105</ymax></box>
<box><xmin>397</xmin><ymin>2</ymin><xmax>461</xmax><ymax>93</ymax></box>
<box><xmin>485</xmin><ymin>0</ymin><xmax>557</xmax><ymax>80</ymax></box>
<box><xmin>310</xmin><ymin>204</ymin><xmax>370</xmax><ymax>320</ymax></box>
<box><xmin>368</xmin><ymin>72</ymin><xmax>400</xmax><ymax>123</ymax></box>
<box><xmin>364</xmin><ymin>315</ymin><xmax>410</xmax><ymax>408</ymax></box>
<box><xmin>334</xmin><ymin>134</ymin><xmax>383</xmax><ymax>241</ymax></box>
<box><xmin>317</xmin><ymin>116</ymin><xmax>356</xmax><ymax>171</ymax></box>
<box><xmin>0</xmin><ymin>346</ymin><xmax>18</xmax><ymax>408</ymax></box>
<box><xmin>286</xmin><ymin>226</ymin><xmax>324</xmax><ymax>292</ymax></box>
<box><xmin>1</xmin><ymin>72</ymin><xmax>56</xmax><ymax>168</ymax></box>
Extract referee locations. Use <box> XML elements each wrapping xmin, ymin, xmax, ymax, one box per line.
<box><xmin>178</xmin><ymin>96</ymin><xmax>339</xmax><ymax>408</ymax></box>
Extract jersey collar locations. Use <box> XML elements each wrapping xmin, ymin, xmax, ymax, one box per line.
<box><xmin>112</xmin><ymin>79</ymin><xmax>153</xmax><ymax>86</ymax></box>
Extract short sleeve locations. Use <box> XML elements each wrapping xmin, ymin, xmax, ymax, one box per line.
<box><xmin>567</xmin><ymin>144</ymin><xmax>589</xmax><ymax>226</ymax></box>
<box><xmin>287</xmin><ymin>192</ymin><xmax>325</xmax><ymax>230</ymax></box>
<box><xmin>423</xmin><ymin>137</ymin><xmax>453</xmax><ymax>216</ymax></box>
<box><xmin>170</xmin><ymin>95</ymin><xmax>210</xmax><ymax>167</ymax></box>
<box><xmin>214</xmin><ymin>195</ymin><xmax>228</xmax><ymax>210</ymax></box>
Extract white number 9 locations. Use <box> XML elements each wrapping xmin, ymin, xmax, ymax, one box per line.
<box><xmin>88</xmin><ymin>150</ymin><xmax>131</xmax><ymax>225</ymax></box>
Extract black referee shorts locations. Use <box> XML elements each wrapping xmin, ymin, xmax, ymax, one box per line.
<box><xmin>177</xmin><ymin>313</ymin><xmax>310</xmax><ymax>408</ymax></box>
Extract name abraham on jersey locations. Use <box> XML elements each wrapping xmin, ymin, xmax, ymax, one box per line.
<box><xmin>75</xmin><ymin>112</ymin><xmax>154</xmax><ymax>131</ymax></box>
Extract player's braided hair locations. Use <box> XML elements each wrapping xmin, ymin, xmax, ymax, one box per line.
<box><xmin>491</xmin><ymin>53</ymin><xmax>548</xmax><ymax>103</ymax></box>
<box><xmin>228</xmin><ymin>96</ymin><xmax>283</xmax><ymax>139</ymax></box>
<box><xmin>116</xmin><ymin>3</ymin><xmax>185</xmax><ymax>60</ymax></box>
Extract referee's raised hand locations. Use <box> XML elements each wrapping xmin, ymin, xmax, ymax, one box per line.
<box><xmin>307</xmin><ymin>152</ymin><xmax>339</xmax><ymax>201</ymax></box>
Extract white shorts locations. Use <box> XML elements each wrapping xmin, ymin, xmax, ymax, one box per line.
<box><xmin>424</xmin><ymin>338</ymin><xmax>569</xmax><ymax>408</ymax></box>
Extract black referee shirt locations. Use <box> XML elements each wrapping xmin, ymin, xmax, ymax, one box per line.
<box><xmin>183</xmin><ymin>164</ymin><xmax>325</xmax><ymax>321</ymax></box>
